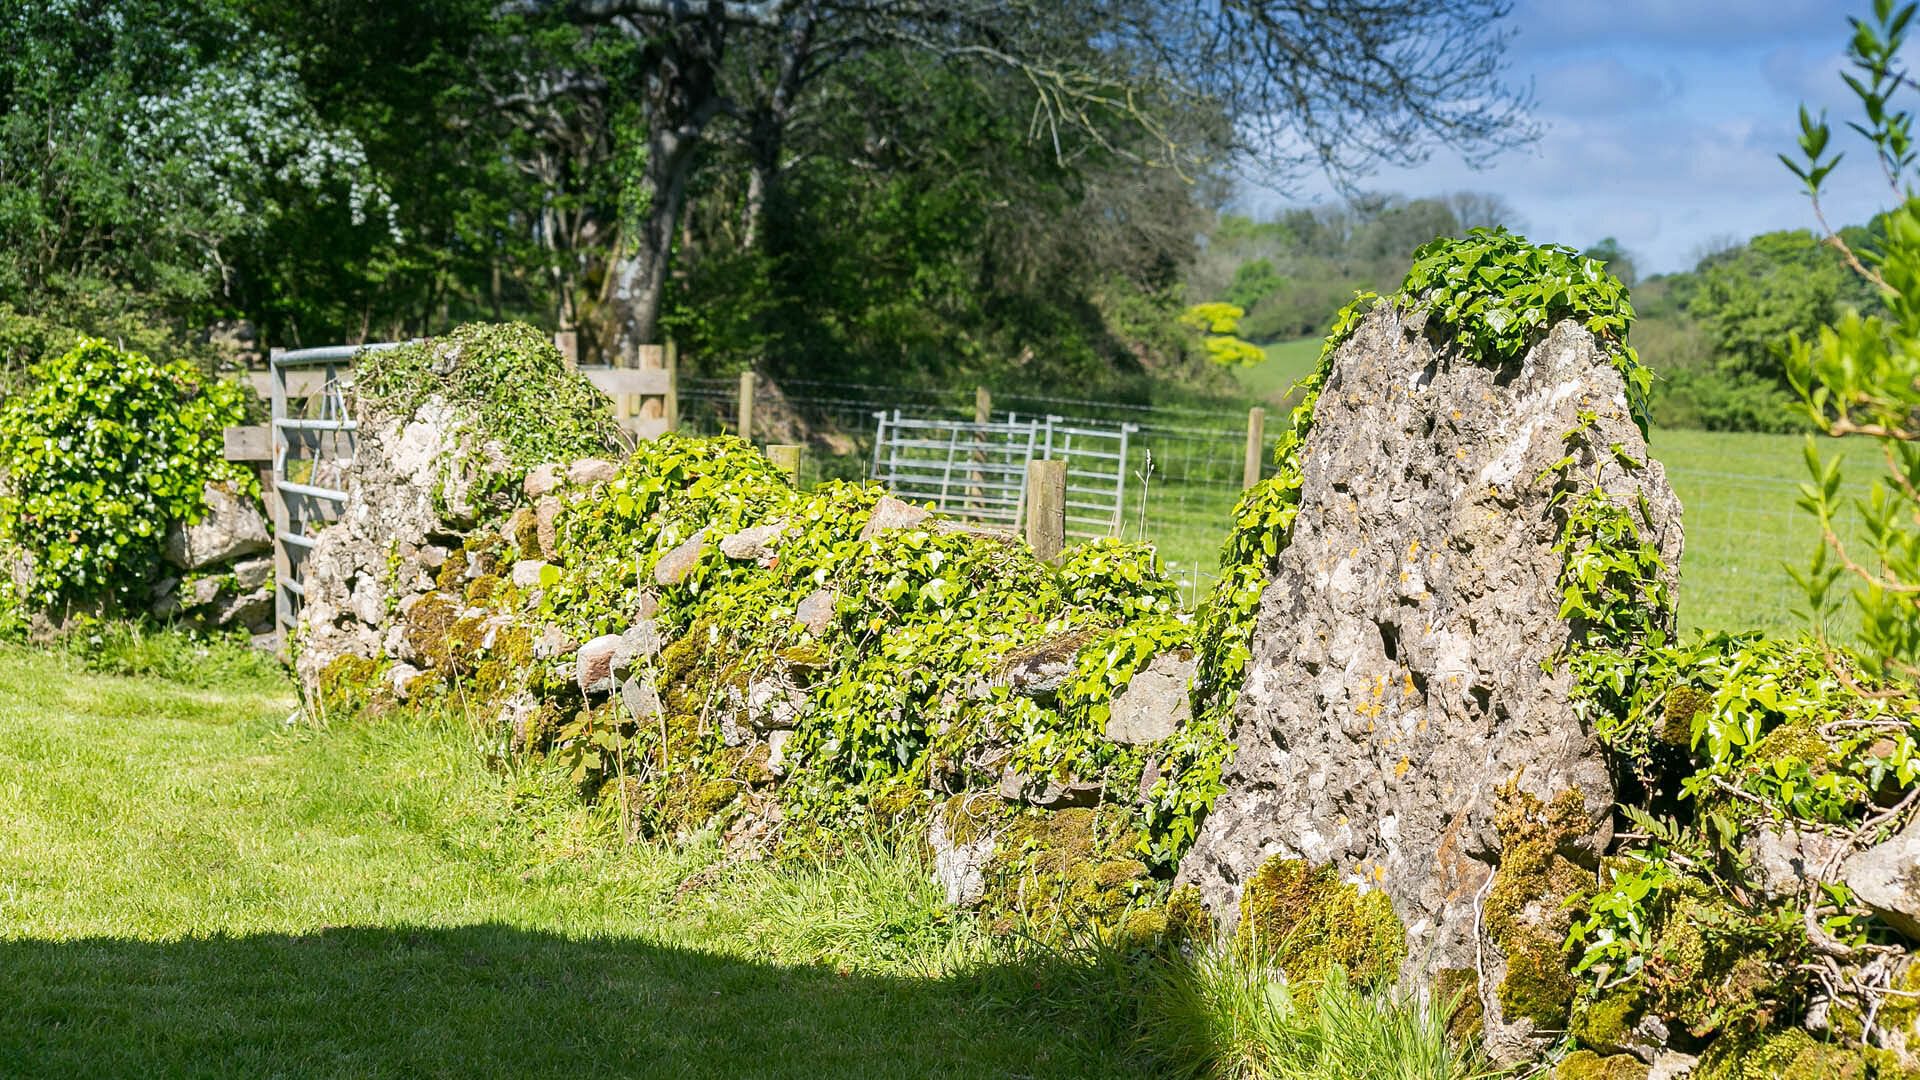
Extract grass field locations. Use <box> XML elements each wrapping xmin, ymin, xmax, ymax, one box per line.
<box><xmin>0</xmin><ymin>640</ymin><xmax>1488</xmax><ymax>1079</ymax></box>
<box><xmin>0</xmin><ymin>644</ymin><xmax>1143</xmax><ymax>1079</ymax></box>
<box><xmin>1649</xmin><ymin>428</ymin><xmax>1863</xmax><ymax>637</ymax></box>
<box><xmin>1231</xmin><ymin>338</ymin><xmax>1322</xmax><ymax>406</ymax></box>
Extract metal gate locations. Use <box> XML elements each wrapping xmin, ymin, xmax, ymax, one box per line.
<box><xmin>266</xmin><ymin>343</ymin><xmax>407</xmax><ymax>632</ymax></box>
<box><xmin>868</xmin><ymin>409</ymin><xmax>1134</xmax><ymax>539</ymax></box>
<box><xmin>1038</xmin><ymin>415</ymin><xmax>1135</xmax><ymax>540</ymax></box>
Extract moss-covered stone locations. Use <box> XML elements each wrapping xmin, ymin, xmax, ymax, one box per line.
<box><xmin>1571</xmin><ymin>988</ymin><xmax>1645</xmax><ymax>1056</ymax></box>
<box><xmin>1488</xmin><ymin>786</ymin><xmax>1593</xmax><ymax>1030</ymax></box>
<box><xmin>1660</xmin><ymin>685</ymin><xmax>1710</xmax><ymax>747</ymax></box>
<box><xmin>1555</xmin><ymin>1050</ymin><xmax>1649</xmax><ymax>1080</ymax></box>
<box><xmin>434</xmin><ymin>550</ymin><xmax>470</xmax><ymax>593</ymax></box>
<box><xmin>464</xmin><ymin>573</ymin><xmax>501</xmax><ymax>606</ymax></box>
<box><xmin>1695</xmin><ymin>1028</ymin><xmax>1868</xmax><ymax>1080</ymax></box>
<box><xmin>1639</xmin><ymin>890</ymin><xmax>1779</xmax><ymax>1039</ymax></box>
<box><xmin>317</xmin><ymin>653</ymin><xmax>384</xmax><ymax>715</ymax></box>
<box><xmin>1234</xmin><ymin>856</ymin><xmax>1406</xmax><ymax>987</ymax></box>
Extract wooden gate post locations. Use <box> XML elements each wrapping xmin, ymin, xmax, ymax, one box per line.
<box><xmin>968</xmin><ymin>387</ymin><xmax>990</xmax><ymax>514</ymax></box>
<box><xmin>1025</xmin><ymin>458</ymin><xmax>1066</xmax><ymax>562</ymax></box>
<box><xmin>1243</xmin><ymin>406</ymin><xmax>1267</xmax><ymax>489</ymax></box>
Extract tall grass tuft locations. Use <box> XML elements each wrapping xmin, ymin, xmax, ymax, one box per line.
<box><xmin>1137</xmin><ymin>944</ymin><xmax>1498</xmax><ymax>1080</ymax></box>
<box><xmin>56</xmin><ymin>619</ymin><xmax>287</xmax><ymax>690</ymax></box>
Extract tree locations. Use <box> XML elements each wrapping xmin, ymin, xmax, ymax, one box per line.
<box><xmin>1442</xmin><ymin>190</ymin><xmax>1523</xmax><ymax>233</ymax></box>
<box><xmin>507</xmin><ymin>0</ymin><xmax>1537</xmax><ymax>354</ymax></box>
<box><xmin>0</xmin><ymin>0</ymin><xmax>393</xmax><ymax>338</ymax></box>
<box><xmin>1226</xmin><ymin>259</ymin><xmax>1285</xmax><ymax>311</ymax></box>
<box><xmin>661</xmin><ymin>49</ymin><xmax>1216</xmax><ymax>383</ymax></box>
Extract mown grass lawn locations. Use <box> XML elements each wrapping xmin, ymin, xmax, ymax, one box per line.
<box><xmin>0</xmin><ymin>644</ymin><xmax>1138</xmax><ymax>1079</ymax></box>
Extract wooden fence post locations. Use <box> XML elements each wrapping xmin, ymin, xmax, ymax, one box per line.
<box><xmin>968</xmin><ymin>386</ymin><xmax>991</xmax><ymax>515</ymax></box>
<box><xmin>634</xmin><ymin>343</ymin><xmax>664</xmax><ymax>429</ymax></box>
<box><xmin>664</xmin><ymin>341</ymin><xmax>679</xmax><ymax>432</ymax></box>
<box><xmin>1243</xmin><ymin>406</ymin><xmax>1267</xmax><ymax>489</ymax></box>
<box><xmin>767</xmin><ymin>443</ymin><xmax>801</xmax><ymax>483</ymax></box>
<box><xmin>738</xmin><ymin>370</ymin><xmax>757</xmax><ymax>441</ymax></box>
<box><xmin>613</xmin><ymin>341</ymin><xmax>634</xmax><ymax>423</ymax></box>
<box><xmin>1026</xmin><ymin>458</ymin><xmax>1066</xmax><ymax>562</ymax></box>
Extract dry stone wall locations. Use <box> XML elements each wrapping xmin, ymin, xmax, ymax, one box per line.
<box><xmin>292</xmin><ymin>332</ymin><xmax>1205</xmax><ymax>939</ymax></box>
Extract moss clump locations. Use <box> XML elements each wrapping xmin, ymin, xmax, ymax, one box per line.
<box><xmin>1638</xmin><ymin>891</ymin><xmax>1780</xmax><ymax>1039</ymax></box>
<box><xmin>434</xmin><ymin>550</ymin><xmax>470</xmax><ymax>593</ymax></box>
<box><xmin>1556</xmin><ymin>1050</ymin><xmax>1648</xmax><ymax>1080</ymax></box>
<box><xmin>1117</xmin><ymin>885</ymin><xmax>1210</xmax><ymax>949</ymax></box>
<box><xmin>1433</xmin><ymin>967</ymin><xmax>1485</xmax><ymax>1045</ymax></box>
<box><xmin>1488</xmin><ymin>786</ymin><xmax>1594</xmax><ymax>1030</ymax></box>
<box><xmin>691</xmin><ymin>778</ymin><xmax>740</xmax><ymax>819</ymax></box>
<box><xmin>464</xmin><ymin>574</ymin><xmax>501</xmax><ymax>606</ymax></box>
<box><xmin>1571</xmin><ymin>988</ymin><xmax>1645</xmax><ymax>1056</ymax></box>
<box><xmin>866</xmin><ymin>783</ymin><xmax>922</xmax><ymax>824</ymax></box>
<box><xmin>506</xmin><ymin>506</ymin><xmax>541</xmax><ymax>559</ymax></box>
<box><xmin>1695</xmin><ymin>1028</ymin><xmax>1868</xmax><ymax>1080</ymax></box>
<box><xmin>318</xmin><ymin>654</ymin><xmax>384</xmax><ymax>715</ymax></box>
<box><xmin>1235</xmin><ymin>857</ymin><xmax>1406</xmax><ymax>987</ymax></box>
<box><xmin>1659</xmin><ymin>685</ymin><xmax>1710</xmax><ymax>747</ymax></box>
<box><xmin>949</xmin><ymin>803</ymin><xmax>1155</xmax><ymax>936</ymax></box>
<box><xmin>467</xmin><ymin>624</ymin><xmax>534</xmax><ymax>702</ymax></box>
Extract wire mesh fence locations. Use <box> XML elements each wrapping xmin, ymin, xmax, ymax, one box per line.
<box><xmin>676</xmin><ymin>375</ymin><xmax>1867</xmax><ymax>634</ymax></box>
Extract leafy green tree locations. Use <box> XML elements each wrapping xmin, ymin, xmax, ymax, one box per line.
<box><xmin>1226</xmin><ymin>259</ymin><xmax>1284</xmax><ymax>312</ymax></box>
<box><xmin>507</xmin><ymin>0</ymin><xmax>1536</xmax><ymax>354</ymax></box>
<box><xmin>0</xmin><ymin>0</ymin><xmax>392</xmax><ymax>338</ymax></box>
<box><xmin>1687</xmin><ymin>231</ymin><xmax>1846</xmax><ymax>382</ymax></box>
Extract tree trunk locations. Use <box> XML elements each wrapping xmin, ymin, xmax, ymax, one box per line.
<box><xmin>612</xmin><ymin>124</ymin><xmax>702</xmax><ymax>353</ymax></box>
<box><xmin>608</xmin><ymin>20</ymin><xmax>728</xmax><ymax>355</ymax></box>
<box><xmin>742</xmin><ymin>5</ymin><xmax>814</xmax><ymax>252</ymax></box>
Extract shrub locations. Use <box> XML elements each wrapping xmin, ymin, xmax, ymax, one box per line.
<box><xmin>0</xmin><ymin>337</ymin><xmax>250</xmax><ymax>609</ymax></box>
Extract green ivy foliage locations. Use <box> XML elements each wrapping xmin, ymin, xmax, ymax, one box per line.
<box><xmin>1403</xmin><ymin>227</ymin><xmax>1651</xmax><ymax>423</ymax></box>
<box><xmin>0</xmin><ymin>337</ymin><xmax>250</xmax><ymax>608</ymax></box>
<box><xmin>474</xmin><ymin>431</ymin><xmax>1220</xmax><ymax>867</ymax></box>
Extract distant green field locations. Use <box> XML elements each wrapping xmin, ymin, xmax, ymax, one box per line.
<box><xmin>1652</xmin><ymin>428</ymin><xmax>1870</xmax><ymax>638</ymax></box>
<box><xmin>1230</xmin><ymin>337</ymin><xmax>1322</xmax><ymax>405</ymax></box>
<box><xmin>1131</xmin><ymin>422</ymin><xmax>1869</xmax><ymax>640</ymax></box>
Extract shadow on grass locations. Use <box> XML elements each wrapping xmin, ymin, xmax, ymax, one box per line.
<box><xmin>0</xmin><ymin>924</ymin><xmax>1142</xmax><ymax>1080</ymax></box>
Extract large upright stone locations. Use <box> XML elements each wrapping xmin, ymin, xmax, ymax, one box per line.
<box><xmin>1176</xmin><ymin>307</ymin><xmax>1682</xmax><ymax>1059</ymax></box>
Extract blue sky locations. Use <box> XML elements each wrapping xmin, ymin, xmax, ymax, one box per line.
<box><xmin>1249</xmin><ymin>0</ymin><xmax>1901</xmax><ymax>275</ymax></box>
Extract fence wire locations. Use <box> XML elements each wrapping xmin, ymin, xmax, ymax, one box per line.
<box><xmin>675</xmin><ymin>375</ymin><xmax>1868</xmax><ymax>633</ymax></box>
